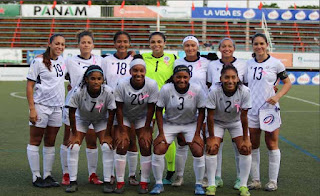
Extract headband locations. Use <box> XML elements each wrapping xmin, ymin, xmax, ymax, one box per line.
<box><xmin>174</xmin><ymin>65</ymin><xmax>191</xmax><ymax>75</ymax></box>
<box><xmin>130</xmin><ymin>58</ymin><xmax>146</xmax><ymax>69</ymax></box>
<box><xmin>182</xmin><ymin>36</ymin><xmax>199</xmax><ymax>47</ymax></box>
<box><xmin>86</xmin><ymin>69</ymin><xmax>103</xmax><ymax>77</ymax></box>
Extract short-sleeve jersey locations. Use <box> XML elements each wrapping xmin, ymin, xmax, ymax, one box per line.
<box><xmin>101</xmin><ymin>54</ymin><xmax>133</xmax><ymax>89</ymax></box>
<box><xmin>207</xmin><ymin>58</ymin><xmax>247</xmax><ymax>85</ymax></box>
<box><xmin>27</xmin><ymin>56</ymin><xmax>66</xmax><ymax>107</ymax></box>
<box><xmin>115</xmin><ymin>77</ymin><xmax>159</xmax><ymax>122</ymax></box>
<box><xmin>67</xmin><ymin>85</ymin><xmax>116</xmax><ymax>121</ymax></box>
<box><xmin>174</xmin><ymin>56</ymin><xmax>210</xmax><ymax>95</ymax></box>
<box><xmin>157</xmin><ymin>83</ymin><xmax>206</xmax><ymax>124</ymax></box>
<box><xmin>206</xmin><ymin>84</ymin><xmax>251</xmax><ymax>123</ymax></box>
<box><xmin>244</xmin><ymin>55</ymin><xmax>285</xmax><ymax>115</ymax></box>
<box><xmin>142</xmin><ymin>52</ymin><xmax>177</xmax><ymax>90</ymax></box>
<box><xmin>65</xmin><ymin>55</ymin><xmax>102</xmax><ymax>88</ymax></box>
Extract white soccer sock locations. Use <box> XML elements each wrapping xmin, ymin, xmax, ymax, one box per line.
<box><xmin>205</xmin><ymin>154</ymin><xmax>217</xmax><ymax>186</ymax></box>
<box><xmin>86</xmin><ymin>148</ymin><xmax>98</xmax><ymax>176</ymax></box>
<box><xmin>60</xmin><ymin>144</ymin><xmax>68</xmax><ymax>174</ymax></box>
<box><xmin>43</xmin><ymin>146</ymin><xmax>55</xmax><ymax>179</ymax></box>
<box><xmin>127</xmin><ymin>151</ymin><xmax>138</xmax><ymax>177</ymax></box>
<box><xmin>232</xmin><ymin>141</ymin><xmax>240</xmax><ymax>178</ymax></box>
<box><xmin>140</xmin><ymin>155</ymin><xmax>152</xmax><ymax>183</ymax></box>
<box><xmin>152</xmin><ymin>154</ymin><xmax>165</xmax><ymax>184</ymax></box>
<box><xmin>175</xmin><ymin>144</ymin><xmax>188</xmax><ymax>177</ymax></box>
<box><xmin>216</xmin><ymin>142</ymin><xmax>224</xmax><ymax>178</ymax></box>
<box><xmin>268</xmin><ymin>149</ymin><xmax>281</xmax><ymax>183</ymax></box>
<box><xmin>101</xmin><ymin>143</ymin><xmax>114</xmax><ymax>182</ymax></box>
<box><xmin>114</xmin><ymin>153</ymin><xmax>127</xmax><ymax>182</ymax></box>
<box><xmin>193</xmin><ymin>156</ymin><xmax>205</xmax><ymax>185</ymax></box>
<box><xmin>239</xmin><ymin>154</ymin><xmax>252</xmax><ymax>187</ymax></box>
<box><xmin>27</xmin><ymin>144</ymin><xmax>41</xmax><ymax>182</ymax></box>
<box><xmin>250</xmin><ymin>148</ymin><xmax>260</xmax><ymax>181</ymax></box>
<box><xmin>111</xmin><ymin>150</ymin><xmax>116</xmax><ymax>176</ymax></box>
<box><xmin>67</xmin><ymin>144</ymin><xmax>80</xmax><ymax>181</ymax></box>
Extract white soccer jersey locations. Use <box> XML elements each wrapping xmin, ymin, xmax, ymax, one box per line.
<box><xmin>174</xmin><ymin>56</ymin><xmax>210</xmax><ymax>95</ymax></box>
<box><xmin>244</xmin><ymin>55</ymin><xmax>285</xmax><ymax>115</ymax></box>
<box><xmin>27</xmin><ymin>56</ymin><xmax>66</xmax><ymax>107</ymax></box>
<box><xmin>207</xmin><ymin>58</ymin><xmax>247</xmax><ymax>85</ymax></box>
<box><xmin>67</xmin><ymin>85</ymin><xmax>116</xmax><ymax>121</ymax></box>
<box><xmin>115</xmin><ymin>77</ymin><xmax>159</xmax><ymax>122</ymax></box>
<box><xmin>65</xmin><ymin>54</ymin><xmax>103</xmax><ymax>88</ymax></box>
<box><xmin>157</xmin><ymin>83</ymin><xmax>206</xmax><ymax>125</ymax></box>
<box><xmin>101</xmin><ymin>54</ymin><xmax>133</xmax><ymax>89</ymax></box>
<box><xmin>206</xmin><ymin>84</ymin><xmax>251</xmax><ymax>123</ymax></box>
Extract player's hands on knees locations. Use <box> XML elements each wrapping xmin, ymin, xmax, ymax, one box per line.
<box><xmin>139</xmin><ymin>127</ymin><xmax>152</xmax><ymax>149</ymax></box>
<box><xmin>29</xmin><ymin>109</ymin><xmax>37</xmax><ymax>125</ymax></box>
<box><xmin>191</xmin><ymin>134</ymin><xmax>204</xmax><ymax>149</ymax></box>
<box><xmin>153</xmin><ymin>133</ymin><xmax>167</xmax><ymax>148</ymax></box>
<box><xmin>205</xmin><ymin>136</ymin><xmax>219</xmax><ymax>155</ymax></box>
<box><xmin>266</xmin><ymin>95</ymin><xmax>280</xmax><ymax>105</ymax></box>
<box><xmin>68</xmin><ymin>132</ymin><xmax>80</xmax><ymax>149</ymax></box>
<box><xmin>116</xmin><ymin>131</ymin><xmax>129</xmax><ymax>150</ymax></box>
<box><xmin>239</xmin><ymin>138</ymin><xmax>252</xmax><ymax>155</ymax></box>
<box><xmin>102</xmin><ymin>135</ymin><xmax>113</xmax><ymax>149</ymax></box>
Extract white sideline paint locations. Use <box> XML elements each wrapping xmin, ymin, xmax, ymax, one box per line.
<box><xmin>285</xmin><ymin>95</ymin><xmax>320</xmax><ymax>106</ymax></box>
<box><xmin>10</xmin><ymin>92</ymin><xmax>27</xmax><ymax>99</ymax></box>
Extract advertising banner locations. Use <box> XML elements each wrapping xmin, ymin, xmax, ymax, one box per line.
<box><xmin>0</xmin><ymin>4</ymin><xmax>20</xmax><ymax>17</ymax></box>
<box><xmin>21</xmin><ymin>4</ymin><xmax>101</xmax><ymax>18</ymax></box>
<box><xmin>293</xmin><ymin>53</ymin><xmax>320</xmax><ymax>68</ymax></box>
<box><xmin>0</xmin><ymin>49</ymin><xmax>22</xmax><ymax>63</ymax></box>
<box><xmin>63</xmin><ymin>49</ymin><xmax>101</xmax><ymax>57</ymax></box>
<box><xmin>0</xmin><ymin>67</ymin><xmax>29</xmax><ymax>81</ymax></box>
<box><xmin>270</xmin><ymin>53</ymin><xmax>293</xmax><ymax>67</ymax></box>
<box><xmin>27</xmin><ymin>50</ymin><xmax>46</xmax><ymax>64</ymax></box>
<box><xmin>192</xmin><ymin>7</ymin><xmax>319</xmax><ymax>21</ymax></box>
<box><xmin>114</xmin><ymin>6</ymin><xmax>190</xmax><ymax>18</ymax></box>
<box><xmin>285</xmin><ymin>71</ymin><xmax>319</xmax><ymax>85</ymax></box>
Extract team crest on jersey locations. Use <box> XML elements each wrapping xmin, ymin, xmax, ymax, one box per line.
<box><xmin>164</xmin><ymin>56</ymin><xmax>170</xmax><ymax>66</ymax></box>
<box><xmin>235</xmin><ymin>99</ymin><xmax>240</xmax><ymax>103</ymax></box>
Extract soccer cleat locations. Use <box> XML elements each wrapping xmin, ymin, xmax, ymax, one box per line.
<box><xmin>162</xmin><ymin>178</ymin><xmax>172</xmax><ymax>185</ymax></box>
<box><xmin>215</xmin><ymin>176</ymin><xmax>223</xmax><ymax>188</ymax></box>
<box><xmin>239</xmin><ymin>186</ymin><xmax>251</xmax><ymax>196</ymax></box>
<box><xmin>61</xmin><ymin>173</ymin><xmax>70</xmax><ymax>185</ymax></box>
<box><xmin>114</xmin><ymin>182</ymin><xmax>125</xmax><ymax>194</ymax></box>
<box><xmin>206</xmin><ymin>185</ymin><xmax>216</xmax><ymax>196</ymax></box>
<box><xmin>88</xmin><ymin>173</ymin><xmax>103</xmax><ymax>185</ymax></box>
<box><xmin>171</xmin><ymin>176</ymin><xmax>183</xmax><ymax>187</ymax></box>
<box><xmin>248</xmin><ymin>180</ymin><xmax>262</xmax><ymax>190</ymax></box>
<box><xmin>195</xmin><ymin>184</ymin><xmax>205</xmax><ymax>195</ymax></box>
<box><xmin>44</xmin><ymin>175</ymin><xmax>60</xmax><ymax>187</ymax></box>
<box><xmin>233</xmin><ymin>178</ymin><xmax>241</xmax><ymax>190</ymax></box>
<box><xmin>149</xmin><ymin>184</ymin><xmax>164</xmax><ymax>195</ymax></box>
<box><xmin>103</xmin><ymin>181</ymin><xmax>114</xmax><ymax>193</ymax></box>
<box><xmin>264</xmin><ymin>181</ymin><xmax>278</xmax><ymax>191</ymax></box>
<box><xmin>65</xmin><ymin>181</ymin><xmax>78</xmax><ymax>193</ymax></box>
<box><xmin>33</xmin><ymin>177</ymin><xmax>49</xmax><ymax>188</ymax></box>
<box><xmin>138</xmin><ymin>182</ymin><xmax>149</xmax><ymax>194</ymax></box>
<box><xmin>201</xmin><ymin>177</ymin><xmax>208</xmax><ymax>188</ymax></box>
<box><xmin>129</xmin><ymin>175</ymin><xmax>139</xmax><ymax>186</ymax></box>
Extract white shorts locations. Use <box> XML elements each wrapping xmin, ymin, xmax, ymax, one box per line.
<box><xmin>161</xmin><ymin>122</ymin><xmax>197</xmax><ymax>144</ymax></box>
<box><xmin>63</xmin><ymin>107</ymin><xmax>94</xmax><ymax>129</ymax></box>
<box><xmin>206</xmin><ymin>120</ymin><xmax>244</xmax><ymax>139</ymax></box>
<box><xmin>114</xmin><ymin>117</ymin><xmax>146</xmax><ymax>129</ymax></box>
<box><xmin>76</xmin><ymin>117</ymin><xmax>107</xmax><ymax>133</ymax></box>
<box><xmin>29</xmin><ymin>103</ymin><xmax>62</xmax><ymax>128</ymax></box>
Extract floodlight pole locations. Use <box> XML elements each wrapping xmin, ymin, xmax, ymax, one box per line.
<box><xmin>202</xmin><ymin>0</ymin><xmax>208</xmax><ymax>47</ymax></box>
<box><xmin>245</xmin><ymin>0</ymin><xmax>250</xmax><ymax>51</ymax></box>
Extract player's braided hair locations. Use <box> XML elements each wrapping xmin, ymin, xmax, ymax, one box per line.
<box><xmin>42</xmin><ymin>34</ymin><xmax>64</xmax><ymax>71</ymax></box>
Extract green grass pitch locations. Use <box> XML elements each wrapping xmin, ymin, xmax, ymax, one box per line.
<box><xmin>0</xmin><ymin>81</ymin><xmax>319</xmax><ymax>196</ymax></box>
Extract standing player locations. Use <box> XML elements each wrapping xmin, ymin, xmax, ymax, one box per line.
<box><xmin>171</xmin><ymin>35</ymin><xmax>211</xmax><ymax>187</ymax></box>
<box><xmin>26</xmin><ymin>34</ymin><xmax>65</xmax><ymax>188</ymax></box>
<box><xmin>206</xmin><ymin>65</ymin><xmax>252</xmax><ymax>196</ymax></box>
<box><xmin>113</xmin><ymin>55</ymin><xmax>159</xmax><ymax>194</ymax></box>
<box><xmin>142</xmin><ymin>32</ymin><xmax>178</xmax><ymax>184</ymax></box>
<box><xmin>150</xmin><ymin>65</ymin><xmax>206</xmax><ymax>195</ymax></box>
<box><xmin>65</xmin><ymin>65</ymin><xmax>116</xmax><ymax>193</ymax></box>
<box><xmin>101</xmin><ymin>31</ymin><xmax>139</xmax><ymax>186</ymax></box>
<box><xmin>61</xmin><ymin>30</ymin><xmax>103</xmax><ymax>185</ymax></box>
<box><xmin>206</xmin><ymin>37</ymin><xmax>248</xmax><ymax>189</ymax></box>
<box><xmin>244</xmin><ymin>33</ymin><xmax>291</xmax><ymax>191</ymax></box>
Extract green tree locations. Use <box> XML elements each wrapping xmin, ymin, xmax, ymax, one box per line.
<box><xmin>260</xmin><ymin>3</ymin><xmax>280</xmax><ymax>9</ymax></box>
<box><xmin>288</xmin><ymin>5</ymin><xmax>320</xmax><ymax>9</ymax></box>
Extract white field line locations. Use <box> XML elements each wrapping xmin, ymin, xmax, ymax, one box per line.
<box><xmin>285</xmin><ymin>95</ymin><xmax>320</xmax><ymax>107</ymax></box>
<box><xmin>10</xmin><ymin>92</ymin><xmax>27</xmax><ymax>99</ymax></box>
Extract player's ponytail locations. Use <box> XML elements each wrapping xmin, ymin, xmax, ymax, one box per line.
<box><xmin>42</xmin><ymin>34</ymin><xmax>64</xmax><ymax>71</ymax></box>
